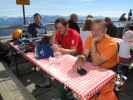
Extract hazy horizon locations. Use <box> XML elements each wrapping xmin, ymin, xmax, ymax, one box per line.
<box><xmin>0</xmin><ymin>15</ymin><xmax>119</xmax><ymax>18</ymax></box>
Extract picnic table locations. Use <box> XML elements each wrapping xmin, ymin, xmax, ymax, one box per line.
<box><xmin>9</xmin><ymin>42</ymin><xmax>115</xmax><ymax>100</ymax></box>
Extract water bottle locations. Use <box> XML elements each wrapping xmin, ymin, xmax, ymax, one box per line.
<box><xmin>40</xmin><ymin>49</ymin><xmax>45</xmax><ymax>57</ymax></box>
<box><xmin>35</xmin><ymin>46</ymin><xmax>39</xmax><ymax>59</ymax></box>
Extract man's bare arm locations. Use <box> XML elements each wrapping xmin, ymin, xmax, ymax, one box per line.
<box><xmin>90</xmin><ymin>42</ymin><xmax>107</xmax><ymax>65</ymax></box>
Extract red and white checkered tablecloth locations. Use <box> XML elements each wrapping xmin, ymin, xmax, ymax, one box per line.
<box><xmin>9</xmin><ymin>43</ymin><xmax>115</xmax><ymax>100</ymax></box>
<box><xmin>24</xmin><ymin>53</ymin><xmax>115</xmax><ymax>100</ymax></box>
<box><xmin>9</xmin><ymin>42</ymin><xmax>20</xmax><ymax>51</ymax></box>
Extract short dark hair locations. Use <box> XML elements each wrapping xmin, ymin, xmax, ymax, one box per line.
<box><xmin>87</xmin><ymin>15</ymin><xmax>93</xmax><ymax>19</ymax></box>
<box><xmin>33</xmin><ymin>13</ymin><xmax>41</xmax><ymax>19</ymax></box>
<box><xmin>55</xmin><ymin>17</ymin><xmax>68</xmax><ymax>27</ymax></box>
<box><xmin>70</xmin><ymin>14</ymin><xmax>78</xmax><ymax>18</ymax></box>
<box><xmin>105</xmin><ymin>17</ymin><xmax>111</xmax><ymax>21</ymax></box>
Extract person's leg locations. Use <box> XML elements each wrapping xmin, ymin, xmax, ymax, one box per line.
<box><xmin>97</xmin><ymin>78</ymin><xmax>118</xmax><ymax>100</ymax></box>
<box><xmin>0</xmin><ymin>43</ymin><xmax>8</xmax><ymax>56</ymax></box>
<box><xmin>0</xmin><ymin>42</ymin><xmax>10</xmax><ymax>62</ymax></box>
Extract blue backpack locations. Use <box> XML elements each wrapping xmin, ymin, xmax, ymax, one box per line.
<box><xmin>35</xmin><ymin>42</ymin><xmax>54</xmax><ymax>59</ymax></box>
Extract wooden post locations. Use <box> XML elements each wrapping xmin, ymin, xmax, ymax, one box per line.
<box><xmin>22</xmin><ymin>4</ymin><xmax>26</xmax><ymax>25</ymax></box>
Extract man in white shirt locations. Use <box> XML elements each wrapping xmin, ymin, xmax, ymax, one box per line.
<box><xmin>119</xmin><ymin>28</ymin><xmax>133</xmax><ymax>63</ymax></box>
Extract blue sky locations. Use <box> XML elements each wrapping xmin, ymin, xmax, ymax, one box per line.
<box><xmin>0</xmin><ymin>0</ymin><xmax>133</xmax><ymax>17</ymax></box>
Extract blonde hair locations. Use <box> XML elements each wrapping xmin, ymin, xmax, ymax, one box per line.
<box><xmin>12</xmin><ymin>29</ymin><xmax>23</xmax><ymax>40</ymax></box>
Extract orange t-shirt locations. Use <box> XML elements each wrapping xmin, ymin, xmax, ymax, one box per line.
<box><xmin>85</xmin><ymin>33</ymin><xmax>119</xmax><ymax>69</ymax></box>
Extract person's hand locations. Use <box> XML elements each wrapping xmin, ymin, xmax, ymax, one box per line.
<box><xmin>35</xmin><ymin>28</ymin><xmax>40</xmax><ymax>33</ymax></box>
<box><xmin>73</xmin><ymin>62</ymin><xmax>78</xmax><ymax>72</ymax></box>
<box><xmin>90</xmin><ymin>36</ymin><xmax>100</xmax><ymax>53</ymax></box>
<box><xmin>73</xmin><ymin>55</ymin><xmax>86</xmax><ymax>72</ymax></box>
<box><xmin>92</xmin><ymin>31</ymin><xmax>100</xmax><ymax>44</ymax></box>
<box><xmin>90</xmin><ymin>37</ymin><xmax>98</xmax><ymax>53</ymax></box>
<box><xmin>73</xmin><ymin>57</ymin><xmax>80</xmax><ymax>72</ymax></box>
<box><xmin>52</xmin><ymin>44</ymin><xmax>58</xmax><ymax>51</ymax></box>
<box><xmin>52</xmin><ymin>44</ymin><xmax>61</xmax><ymax>52</ymax></box>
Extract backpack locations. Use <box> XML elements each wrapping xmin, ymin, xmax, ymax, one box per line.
<box><xmin>35</xmin><ymin>42</ymin><xmax>53</xmax><ymax>59</ymax></box>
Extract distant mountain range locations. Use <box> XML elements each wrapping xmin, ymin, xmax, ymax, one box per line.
<box><xmin>0</xmin><ymin>15</ymin><xmax>118</xmax><ymax>25</ymax></box>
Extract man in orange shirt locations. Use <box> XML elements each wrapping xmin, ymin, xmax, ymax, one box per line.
<box><xmin>83</xmin><ymin>20</ymin><xmax>118</xmax><ymax>100</ymax></box>
<box><xmin>84</xmin><ymin>20</ymin><xmax>119</xmax><ymax>69</ymax></box>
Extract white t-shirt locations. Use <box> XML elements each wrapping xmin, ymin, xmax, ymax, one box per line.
<box><xmin>123</xmin><ymin>30</ymin><xmax>133</xmax><ymax>50</ymax></box>
<box><xmin>119</xmin><ymin>40</ymin><xmax>131</xmax><ymax>58</ymax></box>
<box><xmin>80</xmin><ymin>31</ymin><xmax>90</xmax><ymax>41</ymax></box>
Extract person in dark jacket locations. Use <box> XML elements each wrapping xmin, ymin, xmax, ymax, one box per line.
<box><xmin>105</xmin><ymin>17</ymin><xmax>118</xmax><ymax>37</ymax></box>
<box><xmin>27</xmin><ymin>13</ymin><xmax>46</xmax><ymax>37</ymax></box>
<box><xmin>68</xmin><ymin>14</ymin><xmax>80</xmax><ymax>33</ymax></box>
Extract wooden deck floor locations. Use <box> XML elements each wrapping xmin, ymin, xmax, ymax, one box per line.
<box><xmin>0</xmin><ymin>62</ymin><xmax>36</xmax><ymax>100</ymax></box>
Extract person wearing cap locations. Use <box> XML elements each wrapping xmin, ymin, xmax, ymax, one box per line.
<box><xmin>119</xmin><ymin>25</ymin><xmax>133</xmax><ymax>63</ymax></box>
<box><xmin>35</xmin><ymin>33</ymin><xmax>54</xmax><ymax>59</ymax></box>
<box><xmin>68</xmin><ymin>14</ymin><xmax>80</xmax><ymax>33</ymax></box>
<box><xmin>81</xmin><ymin>15</ymin><xmax>94</xmax><ymax>40</ymax></box>
<box><xmin>28</xmin><ymin>13</ymin><xmax>46</xmax><ymax>37</ymax></box>
<box><xmin>123</xmin><ymin>25</ymin><xmax>133</xmax><ymax>49</ymax></box>
<box><xmin>81</xmin><ymin>20</ymin><xmax>118</xmax><ymax>100</ymax></box>
<box><xmin>53</xmin><ymin>17</ymin><xmax>83</xmax><ymax>55</ymax></box>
